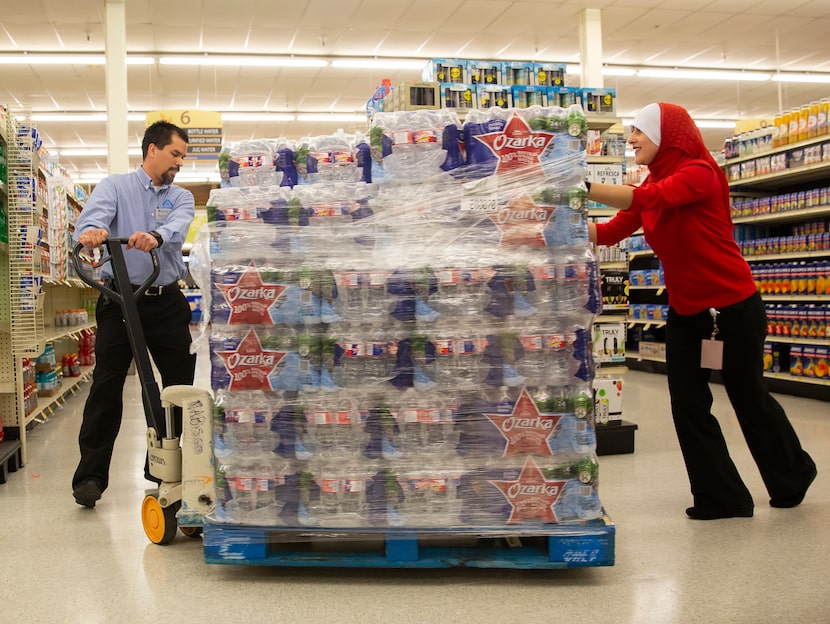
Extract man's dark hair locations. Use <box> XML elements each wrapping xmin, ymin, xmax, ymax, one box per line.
<box><xmin>142</xmin><ymin>121</ymin><xmax>189</xmax><ymax>160</ymax></box>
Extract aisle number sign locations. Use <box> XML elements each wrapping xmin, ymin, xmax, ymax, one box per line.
<box><xmin>145</xmin><ymin>110</ymin><xmax>222</xmax><ymax>161</ymax></box>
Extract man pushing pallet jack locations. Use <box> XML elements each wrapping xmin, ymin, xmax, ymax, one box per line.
<box><xmin>73</xmin><ymin>240</ymin><xmax>214</xmax><ymax>544</ymax></box>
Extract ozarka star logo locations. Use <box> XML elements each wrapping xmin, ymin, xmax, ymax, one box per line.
<box><xmin>484</xmin><ymin>388</ymin><xmax>562</xmax><ymax>457</ymax></box>
<box><xmin>216</xmin><ymin>262</ymin><xmax>286</xmax><ymax>325</ymax></box>
<box><xmin>489</xmin><ymin>193</ymin><xmax>556</xmax><ymax>248</ymax></box>
<box><xmin>489</xmin><ymin>457</ymin><xmax>567</xmax><ymax>524</ymax></box>
<box><xmin>215</xmin><ymin>328</ymin><xmax>286</xmax><ymax>391</ymax></box>
<box><xmin>474</xmin><ymin>114</ymin><xmax>554</xmax><ymax>177</ymax></box>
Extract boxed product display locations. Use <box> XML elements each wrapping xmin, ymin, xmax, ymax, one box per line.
<box><xmin>593</xmin><ymin>377</ymin><xmax>623</xmax><ymax>424</ymax></box>
<box><xmin>195</xmin><ymin>104</ymin><xmax>604</xmax><ymax>531</ymax></box>
<box><xmin>593</xmin><ymin>322</ymin><xmax>626</xmax><ymax>364</ymax></box>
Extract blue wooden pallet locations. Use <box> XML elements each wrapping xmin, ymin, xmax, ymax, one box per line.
<box><xmin>202</xmin><ymin>516</ymin><xmax>615</xmax><ymax>569</ymax></box>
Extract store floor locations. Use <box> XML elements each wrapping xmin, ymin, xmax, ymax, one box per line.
<box><xmin>1</xmin><ymin>367</ymin><xmax>827</xmax><ymax>624</ymax></box>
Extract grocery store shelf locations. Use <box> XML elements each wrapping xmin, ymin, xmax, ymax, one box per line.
<box><xmin>732</xmin><ymin>205</ymin><xmax>830</xmax><ymax>225</ymax></box>
<box><xmin>626</xmin><ymin>350</ymin><xmax>666</xmax><ymax>363</ymax></box>
<box><xmin>629</xmin><ymin>285</ymin><xmax>665</xmax><ymax>295</ymax></box>
<box><xmin>743</xmin><ymin>250</ymin><xmax>830</xmax><ymax>262</ymax></box>
<box><xmin>595</xmin><ymin>365</ymin><xmax>628</xmax><ymax>376</ymax></box>
<box><xmin>0</xmin><ymin>381</ymin><xmax>15</xmax><ymax>393</ymax></box>
<box><xmin>628</xmin><ymin>249</ymin><xmax>654</xmax><ymax>259</ymax></box>
<box><xmin>42</xmin><ymin>322</ymin><xmax>96</xmax><ymax>344</ymax></box>
<box><xmin>764</xmin><ymin>336</ymin><xmax>829</xmax><ymax>346</ymax></box>
<box><xmin>728</xmin><ymin>161</ymin><xmax>830</xmax><ymax>191</ymax></box>
<box><xmin>627</xmin><ymin>319</ymin><xmax>666</xmax><ymax>328</ymax></box>
<box><xmin>24</xmin><ymin>365</ymin><xmax>93</xmax><ymax>426</ymax></box>
<box><xmin>764</xmin><ymin>371</ymin><xmax>830</xmax><ymax>387</ymax></box>
<box><xmin>587</xmin><ymin>155</ymin><xmax>624</xmax><ymax>164</ymax></box>
<box><xmin>761</xmin><ymin>294</ymin><xmax>830</xmax><ymax>302</ymax></box>
<box><xmin>599</xmin><ymin>261</ymin><xmax>628</xmax><ymax>270</ymax></box>
<box><xmin>585</xmin><ymin>115</ymin><xmax>621</xmax><ymax>132</ymax></box>
<box><xmin>723</xmin><ymin>133</ymin><xmax>830</xmax><ymax>167</ymax></box>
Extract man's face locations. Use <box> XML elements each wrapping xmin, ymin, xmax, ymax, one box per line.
<box><xmin>147</xmin><ymin>136</ymin><xmax>187</xmax><ymax>185</ymax></box>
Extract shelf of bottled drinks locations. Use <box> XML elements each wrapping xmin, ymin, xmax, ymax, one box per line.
<box><xmin>195</xmin><ymin>99</ymin><xmax>616</xmax><ymax>567</ymax></box>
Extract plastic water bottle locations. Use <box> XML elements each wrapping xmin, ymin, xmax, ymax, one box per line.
<box><xmin>363</xmin><ymin>325</ymin><xmax>392</xmax><ymax>386</ymax></box>
<box><xmin>333</xmin><ymin>269</ymin><xmax>365</xmax><ymax>322</ymax></box>
<box><xmin>518</xmin><ymin>328</ymin><xmax>548</xmax><ymax>387</ymax></box>
<box><xmin>364</xmin><ymin>268</ymin><xmax>392</xmax><ymax>321</ymax></box>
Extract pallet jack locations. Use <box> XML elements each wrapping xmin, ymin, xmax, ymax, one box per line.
<box><xmin>73</xmin><ymin>240</ymin><xmax>214</xmax><ymax>544</ymax></box>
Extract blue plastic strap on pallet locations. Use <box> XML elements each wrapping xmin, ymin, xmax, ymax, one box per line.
<box><xmin>385</xmin><ymin>533</ymin><xmax>419</xmax><ymax>562</ymax></box>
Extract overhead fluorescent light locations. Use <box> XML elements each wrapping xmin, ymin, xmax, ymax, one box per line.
<box><xmin>59</xmin><ymin>148</ymin><xmax>142</xmax><ymax>156</ymax></box>
<box><xmin>637</xmin><ymin>68</ymin><xmax>771</xmax><ymax>82</ymax></box>
<box><xmin>694</xmin><ymin>120</ymin><xmax>737</xmax><ymax>129</ymax></box>
<box><xmin>602</xmin><ymin>67</ymin><xmax>637</xmax><ymax>76</ymax></box>
<box><xmin>32</xmin><ymin>113</ymin><xmax>109</xmax><ymax>122</ymax></box>
<box><xmin>220</xmin><ymin>113</ymin><xmax>296</xmax><ymax>122</ymax></box>
<box><xmin>0</xmin><ymin>54</ymin><xmax>106</xmax><ymax>65</ymax></box>
<box><xmin>772</xmin><ymin>73</ymin><xmax>830</xmax><ymax>84</ymax></box>
<box><xmin>159</xmin><ymin>56</ymin><xmax>327</xmax><ymax>68</ymax></box>
<box><xmin>0</xmin><ymin>54</ymin><xmax>153</xmax><ymax>65</ymax></box>
<box><xmin>296</xmin><ymin>113</ymin><xmax>366</xmax><ymax>122</ymax></box>
<box><xmin>331</xmin><ymin>59</ymin><xmax>426</xmax><ymax>70</ymax></box>
<box><xmin>566</xmin><ymin>64</ymin><xmax>637</xmax><ymax>76</ymax></box>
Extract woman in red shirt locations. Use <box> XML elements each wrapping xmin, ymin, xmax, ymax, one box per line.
<box><xmin>588</xmin><ymin>102</ymin><xmax>816</xmax><ymax>520</ymax></box>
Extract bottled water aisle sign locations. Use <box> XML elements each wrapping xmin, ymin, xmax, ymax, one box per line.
<box><xmin>192</xmin><ymin>105</ymin><xmax>603</xmax><ymax>531</ymax></box>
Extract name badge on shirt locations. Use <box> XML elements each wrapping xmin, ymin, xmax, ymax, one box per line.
<box><xmin>155</xmin><ymin>198</ymin><xmax>174</xmax><ymax>222</ymax></box>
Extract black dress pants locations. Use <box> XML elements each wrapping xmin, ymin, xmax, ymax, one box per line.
<box><xmin>665</xmin><ymin>292</ymin><xmax>815</xmax><ymax>510</ymax></box>
<box><xmin>72</xmin><ymin>289</ymin><xmax>196</xmax><ymax>491</ymax></box>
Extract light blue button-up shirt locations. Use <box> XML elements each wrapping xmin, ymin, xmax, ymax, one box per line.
<box><xmin>74</xmin><ymin>167</ymin><xmax>195</xmax><ymax>286</ymax></box>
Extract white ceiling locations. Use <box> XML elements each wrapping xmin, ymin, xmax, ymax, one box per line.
<box><xmin>2</xmin><ymin>0</ymin><xmax>830</xmax><ymax>180</ymax></box>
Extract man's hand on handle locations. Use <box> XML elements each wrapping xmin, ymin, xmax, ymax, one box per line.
<box><xmin>77</xmin><ymin>228</ymin><xmax>159</xmax><ymax>252</ymax></box>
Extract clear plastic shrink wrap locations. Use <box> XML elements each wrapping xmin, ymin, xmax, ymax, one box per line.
<box><xmin>192</xmin><ymin>105</ymin><xmax>602</xmax><ymax>530</ymax></box>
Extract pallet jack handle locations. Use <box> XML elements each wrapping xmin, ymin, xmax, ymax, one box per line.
<box><xmin>72</xmin><ymin>239</ymin><xmax>170</xmax><ymax>439</ymax></box>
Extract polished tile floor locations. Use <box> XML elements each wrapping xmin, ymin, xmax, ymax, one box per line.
<box><xmin>1</xmin><ymin>368</ymin><xmax>827</xmax><ymax>624</ymax></box>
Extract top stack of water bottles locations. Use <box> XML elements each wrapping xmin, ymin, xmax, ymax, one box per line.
<box><xmin>195</xmin><ymin>68</ymin><xmax>606</xmax><ymax>531</ymax></box>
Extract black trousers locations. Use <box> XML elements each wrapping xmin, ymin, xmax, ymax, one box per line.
<box><xmin>72</xmin><ymin>289</ymin><xmax>196</xmax><ymax>491</ymax></box>
<box><xmin>665</xmin><ymin>291</ymin><xmax>815</xmax><ymax>510</ymax></box>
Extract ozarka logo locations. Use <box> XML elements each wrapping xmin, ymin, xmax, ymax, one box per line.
<box><xmin>489</xmin><ymin>193</ymin><xmax>556</xmax><ymax>248</ymax></box>
<box><xmin>488</xmin><ymin>457</ymin><xmax>567</xmax><ymax>524</ymax></box>
<box><xmin>485</xmin><ymin>389</ymin><xmax>562</xmax><ymax>456</ymax></box>
<box><xmin>474</xmin><ymin>114</ymin><xmax>554</xmax><ymax>177</ymax></box>
<box><xmin>215</xmin><ymin>329</ymin><xmax>286</xmax><ymax>392</ymax></box>
<box><xmin>216</xmin><ymin>261</ymin><xmax>286</xmax><ymax>325</ymax></box>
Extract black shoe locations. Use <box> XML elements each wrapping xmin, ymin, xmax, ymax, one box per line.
<box><xmin>685</xmin><ymin>505</ymin><xmax>754</xmax><ymax>520</ymax></box>
<box><xmin>73</xmin><ymin>481</ymin><xmax>102</xmax><ymax>508</ymax></box>
<box><xmin>770</xmin><ymin>466</ymin><xmax>817</xmax><ymax>508</ymax></box>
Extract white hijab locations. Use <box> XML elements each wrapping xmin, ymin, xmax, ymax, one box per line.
<box><xmin>632</xmin><ymin>103</ymin><xmax>662</xmax><ymax>146</ymax></box>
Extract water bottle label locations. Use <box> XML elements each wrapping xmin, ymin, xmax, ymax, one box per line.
<box><xmin>455</xmin><ymin>338</ymin><xmax>481</xmax><ymax>354</ymax></box>
<box><xmin>520</xmin><ymin>335</ymin><xmax>545</xmax><ymax>351</ymax></box>
<box><xmin>236</xmin><ymin>477</ymin><xmax>255</xmax><ymax>492</ymax></box>
<box><xmin>368</xmin><ymin>271</ymin><xmax>388</xmax><ymax>286</ymax></box>
<box><xmin>547</xmin><ymin>333</ymin><xmax>566</xmax><ymax>350</ymax></box>
<box><xmin>420</xmin><ymin>408</ymin><xmax>442</xmax><ymax>423</ymax></box>
<box><xmin>431</xmin><ymin>478</ymin><xmax>448</xmax><ymax>493</ymax></box>
<box><xmin>334</xmin><ymin>272</ymin><xmax>363</xmax><ymax>288</ymax></box>
<box><xmin>341</xmin><ymin>341</ymin><xmax>365</xmax><ymax>357</ymax></box>
<box><xmin>402</xmin><ymin>408</ymin><xmax>420</xmax><ymax>423</ymax></box>
<box><xmin>332</xmin><ymin>150</ymin><xmax>354</xmax><ymax>164</ymax></box>
<box><xmin>335</xmin><ymin>410</ymin><xmax>353</xmax><ymax>425</ymax></box>
<box><xmin>343</xmin><ymin>478</ymin><xmax>365</xmax><ymax>493</ymax></box>
<box><xmin>435</xmin><ymin>339</ymin><xmax>454</xmax><ymax>355</ymax></box>
<box><xmin>413</xmin><ymin>130</ymin><xmax>439</xmax><ymax>144</ymax></box>
<box><xmin>320</xmin><ymin>478</ymin><xmax>341</xmax><ymax>494</ymax></box>
<box><xmin>312</xmin><ymin>410</ymin><xmax>333</xmax><ymax>425</ymax></box>
<box><xmin>256</xmin><ymin>477</ymin><xmax>277</xmax><ymax>492</ymax></box>
<box><xmin>367</xmin><ymin>341</ymin><xmax>389</xmax><ymax>357</ymax></box>
<box><xmin>437</xmin><ymin>269</ymin><xmax>457</xmax><ymax>285</ymax></box>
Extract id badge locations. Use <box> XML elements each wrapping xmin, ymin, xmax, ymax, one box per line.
<box><xmin>155</xmin><ymin>207</ymin><xmax>172</xmax><ymax>221</ymax></box>
<box><xmin>700</xmin><ymin>339</ymin><xmax>723</xmax><ymax>370</ymax></box>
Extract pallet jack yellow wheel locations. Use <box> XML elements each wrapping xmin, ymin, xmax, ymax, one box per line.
<box><xmin>142</xmin><ymin>495</ymin><xmax>179</xmax><ymax>545</ymax></box>
<box><xmin>179</xmin><ymin>525</ymin><xmax>203</xmax><ymax>538</ymax></box>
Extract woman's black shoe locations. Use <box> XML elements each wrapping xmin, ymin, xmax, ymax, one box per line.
<box><xmin>685</xmin><ymin>505</ymin><xmax>753</xmax><ymax>520</ymax></box>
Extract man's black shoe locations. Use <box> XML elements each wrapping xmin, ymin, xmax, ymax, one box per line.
<box><xmin>73</xmin><ymin>481</ymin><xmax>102</xmax><ymax>508</ymax></box>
